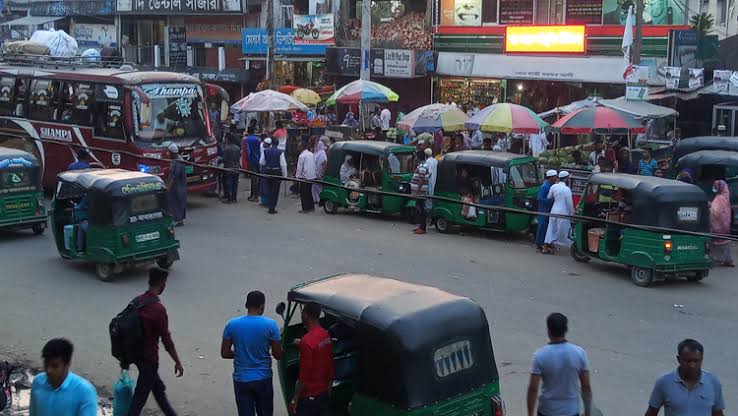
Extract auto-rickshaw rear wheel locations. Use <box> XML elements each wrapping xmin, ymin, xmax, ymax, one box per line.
<box><xmin>570</xmin><ymin>244</ymin><xmax>590</xmax><ymax>263</ymax></box>
<box><xmin>31</xmin><ymin>223</ymin><xmax>45</xmax><ymax>235</ymax></box>
<box><xmin>157</xmin><ymin>257</ymin><xmax>174</xmax><ymax>269</ymax></box>
<box><xmin>435</xmin><ymin>217</ymin><xmax>451</xmax><ymax>234</ymax></box>
<box><xmin>630</xmin><ymin>266</ymin><xmax>654</xmax><ymax>287</ymax></box>
<box><xmin>323</xmin><ymin>199</ymin><xmax>338</xmax><ymax>214</ymax></box>
<box><xmin>95</xmin><ymin>263</ymin><xmax>116</xmax><ymax>282</ymax></box>
<box><xmin>687</xmin><ymin>269</ymin><xmax>709</xmax><ymax>282</ymax></box>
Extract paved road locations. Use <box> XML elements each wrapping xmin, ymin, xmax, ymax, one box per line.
<box><xmin>1</xmin><ymin>191</ymin><xmax>736</xmax><ymax>416</ymax></box>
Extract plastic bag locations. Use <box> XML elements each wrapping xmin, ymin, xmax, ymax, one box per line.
<box><xmin>81</xmin><ymin>48</ymin><xmax>101</xmax><ymax>63</ymax></box>
<box><xmin>30</xmin><ymin>29</ymin><xmax>78</xmax><ymax>57</ymax></box>
<box><xmin>112</xmin><ymin>370</ymin><xmax>135</xmax><ymax>416</ymax></box>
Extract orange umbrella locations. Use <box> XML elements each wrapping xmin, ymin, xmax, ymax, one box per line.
<box><xmin>278</xmin><ymin>85</ymin><xmax>299</xmax><ymax>94</ymax></box>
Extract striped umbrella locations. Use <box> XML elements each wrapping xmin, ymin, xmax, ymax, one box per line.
<box><xmin>325</xmin><ymin>80</ymin><xmax>399</xmax><ymax>105</ymax></box>
<box><xmin>465</xmin><ymin>103</ymin><xmax>548</xmax><ymax>133</ymax></box>
<box><xmin>550</xmin><ymin>107</ymin><xmax>645</xmax><ymax>134</ymax></box>
<box><xmin>397</xmin><ymin>103</ymin><xmax>468</xmax><ymax>133</ymax></box>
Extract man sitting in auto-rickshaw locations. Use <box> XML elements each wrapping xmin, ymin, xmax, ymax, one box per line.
<box><xmin>74</xmin><ymin>194</ymin><xmax>89</xmax><ymax>253</ymax></box>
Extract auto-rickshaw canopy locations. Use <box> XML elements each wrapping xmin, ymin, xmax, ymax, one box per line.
<box><xmin>324</xmin><ymin>140</ymin><xmax>415</xmax><ymax>178</ymax></box>
<box><xmin>676</xmin><ymin>150</ymin><xmax>738</xmax><ymax>168</ymax></box>
<box><xmin>288</xmin><ymin>274</ymin><xmax>499</xmax><ymax>410</ymax></box>
<box><xmin>435</xmin><ymin>150</ymin><xmax>536</xmax><ymax>194</ymax></box>
<box><xmin>588</xmin><ymin>173</ymin><xmax>709</xmax><ymax>231</ymax></box>
<box><xmin>56</xmin><ymin>169</ymin><xmax>166</xmax><ymax>197</ymax></box>
<box><xmin>673</xmin><ymin>136</ymin><xmax>738</xmax><ymax>161</ymax></box>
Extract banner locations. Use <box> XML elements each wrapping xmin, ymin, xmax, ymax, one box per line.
<box><xmin>664</xmin><ymin>66</ymin><xmax>681</xmax><ymax>89</ymax></box>
<box><xmin>241</xmin><ymin>28</ymin><xmax>328</xmax><ymax>55</ymax></box>
<box><xmin>668</xmin><ymin>29</ymin><xmax>698</xmax><ymax>67</ymax></box>
<box><xmin>565</xmin><ymin>0</ymin><xmax>603</xmax><ymax>24</ymax></box>
<box><xmin>688</xmin><ymin>68</ymin><xmax>703</xmax><ymax>89</ymax></box>
<box><xmin>168</xmin><ymin>26</ymin><xmax>188</xmax><ymax>67</ymax></box>
<box><xmin>116</xmin><ymin>0</ymin><xmax>242</xmax><ymax>14</ymax></box>
<box><xmin>326</xmin><ymin>47</ymin><xmax>425</xmax><ymax>78</ymax></box>
<box><xmin>602</xmin><ymin>0</ymin><xmax>685</xmax><ymax>25</ymax></box>
<box><xmin>71</xmin><ymin>23</ymin><xmax>116</xmax><ymax>48</ymax></box>
<box><xmin>440</xmin><ymin>0</ymin><xmax>482</xmax><ymax>26</ymax></box>
<box><xmin>714</xmin><ymin>70</ymin><xmax>731</xmax><ymax>94</ymax></box>
<box><xmin>185</xmin><ymin>16</ymin><xmax>242</xmax><ymax>45</ymax></box>
<box><xmin>292</xmin><ymin>14</ymin><xmax>335</xmax><ymax>45</ymax></box>
<box><xmin>499</xmin><ymin>0</ymin><xmax>534</xmax><ymax>24</ymax></box>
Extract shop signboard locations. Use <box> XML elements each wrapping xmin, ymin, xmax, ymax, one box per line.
<box><xmin>439</xmin><ymin>0</ymin><xmax>483</xmax><ymax>26</ymax></box>
<box><xmin>505</xmin><ymin>25</ymin><xmax>585</xmax><ymax>54</ymax></box>
<box><xmin>326</xmin><ymin>47</ymin><xmax>425</xmax><ymax>78</ymax></box>
<box><xmin>116</xmin><ymin>0</ymin><xmax>242</xmax><ymax>14</ymax></box>
<box><xmin>625</xmin><ymin>85</ymin><xmax>649</xmax><ymax>100</ymax></box>
<box><xmin>565</xmin><ymin>0</ymin><xmax>602</xmax><ymax>24</ymax></box>
<box><xmin>668</xmin><ymin>29</ymin><xmax>698</xmax><ymax>68</ymax></box>
<box><xmin>241</xmin><ymin>28</ymin><xmax>328</xmax><ymax>55</ymax></box>
<box><xmin>71</xmin><ymin>23</ymin><xmax>117</xmax><ymax>48</ymax></box>
<box><xmin>31</xmin><ymin>1</ymin><xmax>115</xmax><ymax>16</ymax></box>
<box><xmin>602</xmin><ymin>0</ymin><xmax>685</xmax><ymax>25</ymax></box>
<box><xmin>499</xmin><ymin>0</ymin><xmax>534</xmax><ymax>24</ymax></box>
<box><xmin>185</xmin><ymin>16</ymin><xmax>242</xmax><ymax>45</ymax></box>
<box><xmin>292</xmin><ymin>14</ymin><xmax>335</xmax><ymax>45</ymax></box>
<box><xmin>384</xmin><ymin>49</ymin><xmax>414</xmax><ymax>78</ymax></box>
<box><xmin>168</xmin><ymin>26</ymin><xmax>188</xmax><ymax>68</ymax></box>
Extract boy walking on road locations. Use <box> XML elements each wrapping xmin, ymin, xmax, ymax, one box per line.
<box><xmin>527</xmin><ymin>313</ymin><xmax>593</xmax><ymax>416</ymax></box>
<box><xmin>128</xmin><ymin>268</ymin><xmax>184</xmax><ymax>416</ymax></box>
<box><xmin>221</xmin><ymin>291</ymin><xmax>284</xmax><ymax>416</ymax></box>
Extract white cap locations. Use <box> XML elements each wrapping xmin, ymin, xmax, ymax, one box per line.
<box><xmin>264</xmin><ymin>138</ymin><xmax>272</xmax><ymax>144</ymax></box>
<box><xmin>168</xmin><ymin>143</ymin><xmax>179</xmax><ymax>154</ymax></box>
<box><xmin>559</xmin><ymin>170</ymin><xmax>570</xmax><ymax>179</ymax></box>
<box><xmin>545</xmin><ymin>169</ymin><xmax>558</xmax><ymax>178</ymax></box>
<box><xmin>424</xmin><ymin>148</ymin><xmax>433</xmax><ymax>156</ymax></box>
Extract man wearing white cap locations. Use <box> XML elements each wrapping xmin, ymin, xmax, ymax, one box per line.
<box><xmin>166</xmin><ymin>143</ymin><xmax>187</xmax><ymax>226</ymax></box>
<box><xmin>543</xmin><ymin>170</ymin><xmax>575</xmax><ymax>253</ymax></box>
<box><xmin>535</xmin><ymin>169</ymin><xmax>558</xmax><ymax>252</ymax></box>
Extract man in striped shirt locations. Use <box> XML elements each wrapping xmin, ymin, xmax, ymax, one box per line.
<box><xmin>411</xmin><ymin>149</ymin><xmax>431</xmax><ymax>235</ymax></box>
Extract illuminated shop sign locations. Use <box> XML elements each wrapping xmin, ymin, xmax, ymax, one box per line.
<box><xmin>505</xmin><ymin>25</ymin><xmax>586</xmax><ymax>53</ymax></box>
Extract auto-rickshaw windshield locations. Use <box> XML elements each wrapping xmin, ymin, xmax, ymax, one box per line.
<box><xmin>509</xmin><ymin>162</ymin><xmax>540</xmax><ymax>188</ymax></box>
<box><xmin>386</xmin><ymin>152</ymin><xmax>415</xmax><ymax>174</ymax></box>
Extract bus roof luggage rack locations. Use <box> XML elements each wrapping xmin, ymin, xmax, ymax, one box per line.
<box><xmin>0</xmin><ymin>48</ymin><xmax>135</xmax><ymax>71</ymax></box>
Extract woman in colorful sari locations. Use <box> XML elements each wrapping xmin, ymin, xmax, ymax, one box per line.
<box><xmin>709</xmin><ymin>180</ymin><xmax>734</xmax><ymax>267</ymax></box>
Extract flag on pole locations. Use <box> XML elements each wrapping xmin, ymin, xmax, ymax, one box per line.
<box><xmin>622</xmin><ymin>5</ymin><xmax>635</xmax><ymax>80</ymax></box>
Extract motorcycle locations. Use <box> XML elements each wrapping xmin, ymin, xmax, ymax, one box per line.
<box><xmin>295</xmin><ymin>21</ymin><xmax>320</xmax><ymax>40</ymax></box>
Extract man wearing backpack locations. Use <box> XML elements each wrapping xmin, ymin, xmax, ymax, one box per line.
<box><xmin>127</xmin><ymin>268</ymin><xmax>183</xmax><ymax>416</ymax></box>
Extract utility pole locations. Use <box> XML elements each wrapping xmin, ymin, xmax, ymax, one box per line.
<box><xmin>266</xmin><ymin>0</ymin><xmax>275</xmax><ymax>86</ymax></box>
<box><xmin>632</xmin><ymin>0</ymin><xmax>644</xmax><ymax>64</ymax></box>
<box><xmin>360</xmin><ymin>0</ymin><xmax>371</xmax><ymax>80</ymax></box>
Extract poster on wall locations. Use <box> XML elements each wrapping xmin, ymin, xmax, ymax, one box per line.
<box><xmin>602</xmin><ymin>0</ymin><xmax>685</xmax><ymax>25</ymax></box>
<box><xmin>565</xmin><ymin>0</ymin><xmax>603</xmax><ymax>24</ymax></box>
<box><xmin>292</xmin><ymin>14</ymin><xmax>335</xmax><ymax>45</ymax></box>
<box><xmin>499</xmin><ymin>0</ymin><xmax>534</xmax><ymax>24</ymax></box>
<box><xmin>664</xmin><ymin>66</ymin><xmax>681</xmax><ymax>89</ymax></box>
<box><xmin>714</xmin><ymin>70</ymin><xmax>732</xmax><ymax>94</ymax></box>
<box><xmin>440</xmin><ymin>0</ymin><xmax>482</xmax><ymax>26</ymax></box>
<box><xmin>168</xmin><ymin>26</ymin><xmax>187</xmax><ymax>68</ymax></box>
<box><xmin>668</xmin><ymin>29</ymin><xmax>698</xmax><ymax>67</ymax></box>
<box><xmin>71</xmin><ymin>23</ymin><xmax>116</xmax><ymax>48</ymax></box>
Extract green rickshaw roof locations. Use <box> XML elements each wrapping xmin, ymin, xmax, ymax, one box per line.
<box><xmin>57</xmin><ymin>168</ymin><xmax>166</xmax><ymax>197</ymax></box>
<box><xmin>589</xmin><ymin>173</ymin><xmax>708</xmax><ymax>203</ymax></box>
<box><xmin>0</xmin><ymin>147</ymin><xmax>40</xmax><ymax>168</ymax></box>
<box><xmin>676</xmin><ymin>150</ymin><xmax>738</xmax><ymax>168</ymax></box>
<box><xmin>673</xmin><ymin>136</ymin><xmax>738</xmax><ymax>161</ymax></box>
<box><xmin>330</xmin><ymin>140</ymin><xmax>416</xmax><ymax>156</ymax></box>
<box><xmin>441</xmin><ymin>150</ymin><xmax>534</xmax><ymax>167</ymax></box>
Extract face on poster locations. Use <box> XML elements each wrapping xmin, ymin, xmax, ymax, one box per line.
<box><xmin>602</xmin><ymin>0</ymin><xmax>685</xmax><ymax>25</ymax></box>
<box><xmin>440</xmin><ymin>0</ymin><xmax>482</xmax><ymax>25</ymax></box>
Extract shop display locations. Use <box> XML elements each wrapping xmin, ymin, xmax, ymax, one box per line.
<box><xmin>439</xmin><ymin>78</ymin><xmax>502</xmax><ymax>108</ymax></box>
<box><xmin>346</xmin><ymin>12</ymin><xmax>432</xmax><ymax>50</ymax></box>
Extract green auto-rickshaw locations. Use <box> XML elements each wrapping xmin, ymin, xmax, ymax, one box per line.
<box><xmin>51</xmin><ymin>169</ymin><xmax>180</xmax><ymax>281</ymax></box>
<box><xmin>571</xmin><ymin>173</ymin><xmax>712</xmax><ymax>287</ymax></box>
<box><xmin>0</xmin><ymin>148</ymin><xmax>47</xmax><ymax>235</ymax></box>
<box><xmin>672</xmin><ymin>136</ymin><xmax>738</xmax><ymax>162</ymax></box>
<box><xmin>431</xmin><ymin>150</ymin><xmax>541</xmax><ymax>233</ymax></box>
<box><xmin>275</xmin><ymin>274</ymin><xmax>504</xmax><ymax>416</ymax></box>
<box><xmin>675</xmin><ymin>150</ymin><xmax>738</xmax><ymax>233</ymax></box>
<box><xmin>320</xmin><ymin>141</ymin><xmax>417</xmax><ymax>216</ymax></box>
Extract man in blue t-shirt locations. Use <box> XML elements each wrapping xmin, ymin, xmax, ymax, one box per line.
<box><xmin>243</xmin><ymin>127</ymin><xmax>262</xmax><ymax>201</ymax></box>
<box><xmin>68</xmin><ymin>149</ymin><xmax>91</xmax><ymax>171</ymax></box>
<box><xmin>221</xmin><ymin>291</ymin><xmax>284</xmax><ymax>416</ymax></box>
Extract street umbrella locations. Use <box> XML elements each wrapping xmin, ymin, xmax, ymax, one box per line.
<box><xmin>397</xmin><ymin>103</ymin><xmax>468</xmax><ymax>133</ymax></box>
<box><xmin>230</xmin><ymin>89</ymin><xmax>308</xmax><ymax>113</ymax></box>
<box><xmin>325</xmin><ymin>80</ymin><xmax>399</xmax><ymax>105</ymax></box>
<box><xmin>291</xmin><ymin>88</ymin><xmax>322</xmax><ymax>106</ymax></box>
<box><xmin>277</xmin><ymin>85</ymin><xmax>299</xmax><ymax>94</ymax></box>
<box><xmin>550</xmin><ymin>106</ymin><xmax>645</xmax><ymax>134</ymax></box>
<box><xmin>465</xmin><ymin>103</ymin><xmax>548</xmax><ymax>133</ymax></box>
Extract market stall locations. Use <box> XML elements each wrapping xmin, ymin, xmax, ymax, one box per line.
<box><xmin>438</xmin><ymin>77</ymin><xmax>504</xmax><ymax>108</ymax></box>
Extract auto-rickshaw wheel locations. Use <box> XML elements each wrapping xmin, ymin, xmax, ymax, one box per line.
<box><xmin>323</xmin><ymin>199</ymin><xmax>338</xmax><ymax>214</ymax></box>
<box><xmin>630</xmin><ymin>266</ymin><xmax>654</xmax><ymax>287</ymax></box>
<box><xmin>687</xmin><ymin>270</ymin><xmax>709</xmax><ymax>282</ymax></box>
<box><xmin>95</xmin><ymin>263</ymin><xmax>116</xmax><ymax>282</ymax></box>
<box><xmin>31</xmin><ymin>223</ymin><xmax>45</xmax><ymax>235</ymax></box>
<box><xmin>435</xmin><ymin>217</ymin><xmax>451</xmax><ymax>234</ymax></box>
<box><xmin>157</xmin><ymin>257</ymin><xmax>174</xmax><ymax>269</ymax></box>
<box><xmin>570</xmin><ymin>244</ymin><xmax>590</xmax><ymax>263</ymax></box>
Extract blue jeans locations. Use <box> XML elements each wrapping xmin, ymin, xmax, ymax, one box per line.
<box><xmin>536</xmin><ymin>215</ymin><xmax>549</xmax><ymax>247</ymax></box>
<box><xmin>234</xmin><ymin>378</ymin><xmax>273</xmax><ymax>416</ymax></box>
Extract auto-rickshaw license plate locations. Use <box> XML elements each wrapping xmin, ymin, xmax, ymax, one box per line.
<box><xmin>677</xmin><ymin>207</ymin><xmax>698</xmax><ymax>221</ymax></box>
<box><xmin>135</xmin><ymin>231</ymin><xmax>160</xmax><ymax>243</ymax></box>
<box><xmin>185</xmin><ymin>165</ymin><xmax>194</xmax><ymax>175</ymax></box>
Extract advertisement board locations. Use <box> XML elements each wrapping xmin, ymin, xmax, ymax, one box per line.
<box><xmin>505</xmin><ymin>25</ymin><xmax>585</xmax><ymax>54</ymax></box>
<box><xmin>668</xmin><ymin>29</ymin><xmax>698</xmax><ymax>68</ymax></box>
<box><xmin>326</xmin><ymin>47</ymin><xmax>423</xmax><ymax>78</ymax></box>
<box><xmin>185</xmin><ymin>16</ymin><xmax>242</xmax><ymax>45</ymax></box>
<box><xmin>602</xmin><ymin>0</ymin><xmax>685</xmax><ymax>25</ymax></box>
<box><xmin>71</xmin><ymin>23</ymin><xmax>116</xmax><ymax>48</ymax></box>
<box><xmin>440</xmin><ymin>0</ymin><xmax>483</xmax><ymax>26</ymax></box>
<box><xmin>499</xmin><ymin>0</ymin><xmax>534</xmax><ymax>24</ymax></box>
<box><xmin>116</xmin><ymin>0</ymin><xmax>242</xmax><ymax>14</ymax></box>
<box><xmin>241</xmin><ymin>28</ymin><xmax>328</xmax><ymax>55</ymax></box>
<box><xmin>292</xmin><ymin>14</ymin><xmax>335</xmax><ymax>45</ymax></box>
<box><xmin>565</xmin><ymin>0</ymin><xmax>603</xmax><ymax>24</ymax></box>
<box><xmin>384</xmin><ymin>49</ymin><xmax>414</xmax><ymax>78</ymax></box>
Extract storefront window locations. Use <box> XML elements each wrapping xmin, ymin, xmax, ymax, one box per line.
<box><xmin>438</xmin><ymin>78</ymin><xmax>503</xmax><ymax>109</ymax></box>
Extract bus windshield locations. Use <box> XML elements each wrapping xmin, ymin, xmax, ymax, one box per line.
<box><xmin>132</xmin><ymin>83</ymin><xmax>212</xmax><ymax>148</ymax></box>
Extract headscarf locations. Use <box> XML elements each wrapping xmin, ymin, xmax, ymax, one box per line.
<box><xmin>168</xmin><ymin>143</ymin><xmax>179</xmax><ymax>154</ymax></box>
<box><xmin>314</xmin><ymin>140</ymin><xmax>328</xmax><ymax>178</ymax></box>
<box><xmin>709</xmin><ymin>180</ymin><xmax>731</xmax><ymax>239</ymax></box>
<box><xmin>340</xmin><ymin>155</ymin><xmax>357</xmax><ymax>184</ymax></box>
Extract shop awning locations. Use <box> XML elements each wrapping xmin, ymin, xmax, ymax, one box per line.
<box><xmin>1</xmin><ymin>16</ymin><xmax>63</xmax><ymax>26</ymax></box>
<box><xmin>598</xmin><ymin>97</ymin><xmax>678</xmax><ymax>119</ymax></box>
<box><xmin>437</xmin><ymin>52</ymin><xmax>665</xmax><ymax>86</ymax></box>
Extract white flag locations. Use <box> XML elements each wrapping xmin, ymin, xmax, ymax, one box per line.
<box><xmin>622</xmin><ymin>6</ymin><xmax>635</xmax><ymax>80</ymax></box>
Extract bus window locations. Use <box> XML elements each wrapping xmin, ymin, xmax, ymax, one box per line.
<box><xmin>29</xmin><ymin>79</ymin><xmax>52</xmax><ymax>121</ymax></box>
<box><xmin>55</xmin><ymin>82</ymin><xmax>75</xmax><ymax>123</ymax></box>
<box><xmin>0</xmin><ymin>77</ymin><xmax>15</xmax><ymax>116</ymax></box>
<box><xmin>72</xmin><ymin>83</ymin><xmax>94</xmax><ymax>126</ymax></box>
<box><xmin>94</xmin><ymin>102</ymin><xmax>124</xmax><ymax>141</ymax></box>
<box><xmin>14</xmin><ymin>78</ymin><xmax>28</xmax><ymax>116</ymax></box>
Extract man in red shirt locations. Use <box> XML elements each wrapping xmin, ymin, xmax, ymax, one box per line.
<box><xmin>128</xmin><ymin>268</ymin><xmax>184</xmax><ymax>416</ymax></box>
<box><xmin>289</xmin><ymin>302</ymin><xmax>334</xmax><ymax>416</ymax></box>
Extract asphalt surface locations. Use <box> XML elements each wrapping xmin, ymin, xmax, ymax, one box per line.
<box><xmin>1</xmin><ymin>188</ymin><xmax>736</xmax><ymax>416</ymax></box>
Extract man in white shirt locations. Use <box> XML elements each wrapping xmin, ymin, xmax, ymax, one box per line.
<box><xmin>295</xmin><ymin>141</ymin><xmax>317</xmax><ymax>213</ymax></box>
<box><xmin>380</xmin><ymin>107</ymin><xmax>391</xmax><ymax>139</ymax></box>
<box><xmin>587</xmin><ymin>141</ymin><xmax>605</xmax><ymax>166</ymax></box>
<box><xmin>530</xmin><ymin>132</ymin><xmax>550</xmax><ymax>157</ymax></box>
<box><xmin>424</xmin><ymin>148</ymin><xmax>438</xmax><ymax>198</ymax></box>
<box><xmin>471</xmin><ymin>129</ymin><xmax>484</xmax><ymax>149</ymax></box>
<box><xmin>543</xmin><ymin>171</ymin><xmax>575</xmax><ymax>253</ymax></box>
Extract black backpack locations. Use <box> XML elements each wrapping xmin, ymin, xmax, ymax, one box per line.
<box><xmin>109</xmin><ymin>296</ymin><xmax>158</xmax><ymax>367</ymax></box>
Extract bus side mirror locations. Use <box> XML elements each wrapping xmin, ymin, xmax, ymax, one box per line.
<box><xmin>276</xmin><ymin>302</ymin><xmax>286</xmax><ymax>319</ymax></box>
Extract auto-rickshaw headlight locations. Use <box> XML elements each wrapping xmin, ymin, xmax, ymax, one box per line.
<box><xmin>168</xmin><ymin>224</ymin><xmax>175</xmax><ymax>237</ymax></box>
